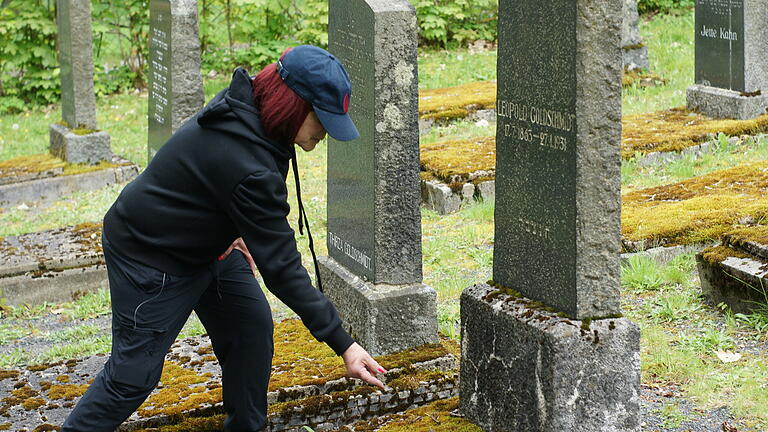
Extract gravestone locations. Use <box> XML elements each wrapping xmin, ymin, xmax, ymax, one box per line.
<box><xmin>48</xmin><ymin>0</ymin><xmax>111</xmax><ymax>165</ymax></box>
<box><xmin>622</xmin><ymin>0</ymin><xmax>649</xmax><ymax>70</ymax></box>
<box><xmin>459</xmin><ymin>1</ymin><xmax>641</xmax><ymax>430</ymax></box>
<box><xmin>687</xmin><ymin>0</ymin><xmax>768</xmax><ymax>119</ymax></box>
<box><xmin>319</xmin><ymin>0</ymin><xmax>437</xmax><ymax>356</ymax></box>
<box><xmin>148</xmin><ymin>0</ymin><xmax>204</xmax><ymax>162</ymax></box>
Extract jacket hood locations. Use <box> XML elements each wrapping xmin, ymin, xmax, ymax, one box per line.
<box><xmin>197</xmin><ymin>67</ymin><xmax>292</xmax><ymax>161</ymax></box>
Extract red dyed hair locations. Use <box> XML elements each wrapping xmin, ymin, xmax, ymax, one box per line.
<box><xmin>251</xmin><ymin>49</ymin><xmax>311</xmax><ymax>144</ymax></box>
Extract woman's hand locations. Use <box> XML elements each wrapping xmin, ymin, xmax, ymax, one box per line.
<box><xmin>341</xmin><ymin>342</ymin><xmax>387</xmax><ymax>390</ymax></box>
<box><xmin>219</xmin><ymin>237</ymin><xmax>258</xmax><ymax>278</ymax></box>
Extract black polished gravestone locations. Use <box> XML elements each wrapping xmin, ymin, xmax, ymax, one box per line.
<box><xmin>319</xmin><ymin>0</ymin><xmax>437</xmax><ymax>357</ymax></box>
<box><xmin>493</xmin><ymin>0</ymin><xmax>620</xmax><ymax>320</ymax></box>
<box><xmin>695</xmin><ymin>0</ymin><xmax>745</xmax><ymax>91</ymax></box>
<box><xmin>687</xmin><ymin>0</ymin><xmax>768</xmax><ymax>119</ymax></box>
<box><xmin>460</xmin><ymin>1</ymin><xmax>640</xmax><ymax>430</ymax></box>
<box><xmin>147</xmin><ymin>0</ymin><xmax>204</xmax><ymax>163</ymax></box>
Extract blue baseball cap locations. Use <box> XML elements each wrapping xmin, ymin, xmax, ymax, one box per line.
<box><xmin>276</xmin><ymin>45</ymin><xmax>360</xmax><ymax>141</ymax></box>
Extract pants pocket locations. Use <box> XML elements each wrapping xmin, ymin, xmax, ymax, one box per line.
<box><xmin>110</xmin><ymin>324</ymin><xmax>166</xmax><ymax>390</ymax></box>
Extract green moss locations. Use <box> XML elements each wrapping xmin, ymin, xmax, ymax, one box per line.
<box><xmin>723</xmin><ymin>226</ymin><xmax>768</xmax><ymax>249</ymax></box>
<box><xmin>420</xmin><ymin>136</ymin><xmax>495</xmax><ymax>185</ymax></box>
<box><xmin>622</xmin><ymin>162</ymin><xmax>768</xmax><ymax>247</ymax></box>
<box><xmin>0</xmin><ymin>153</ymin><xmax>119</xmax><ymax>180</ymax></box>
<box><xmin>338</xmin><ymin>397</ymin><xmax>481</xmax><ymax>432</ymax></box>
<box><xmin>622</xmin><ymin>108</ymin><xmax>768</xmax><ymax>158</ymax></box>
<box><xmin>419</xmin><ymin>81</ymin><xmax>497</xmax><ymax>121</ymax></box>
<box><xmin>622</xmin><ymin>42</ymin><xmax>646</xmax><ymax>51</ymax></box>
<box><xmin>699</xmin><ymin>245</ymin><xmax>753</xmax><ymax>265</ymax></box>
<box><xmin>622</xmin><ymin>69</ymin><xmax>667</xmax><ymax>88</ymax></box>
<box><xmin>47</xmin><ymin>384</ymin><xmax>88</xmax><ymax>401</ymax></box>
<box><xmin>22</xmin><ymin>397</ymin><xmax>46</xmax><ymax>410</ymax></box>
<box><xmin>0</xmin><ymin>370</ymin><xmax>19</xmax><ymax>380</ymax></box>
<box><xmin>0</xmin><ymin>423</ymin><xmax>10</xmax><ymax>430</ymax></box>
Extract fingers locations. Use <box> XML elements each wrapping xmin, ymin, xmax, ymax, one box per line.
<box><xmin>357</xmin><ymin>366</ymin><xmax>385</xmax><ymax>390</ymax></box>
<box><xmin>364</xmin><ymin>357</ymin><xmax>387</xmax><ymax>375</ymax></box>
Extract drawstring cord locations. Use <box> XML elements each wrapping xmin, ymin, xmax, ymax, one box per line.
<box><xmin>291</xmin><ymin>153</ymin><xmax>324</xmax><ymax>293</ymax></box>
<box><xmin>133</xmin><ymin>273</ymin><xmax>166</xmax><ymax>329</ymax></box>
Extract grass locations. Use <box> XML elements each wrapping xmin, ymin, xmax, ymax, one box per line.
<box><xmin>622</xmin><ymin>253</ymin><xmax>768</xmax><ymax>429</ymax></box>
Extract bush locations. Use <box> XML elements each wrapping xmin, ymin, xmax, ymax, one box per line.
<box><xmin>637</xmin><ymin>0</ymin><xmax>695</xmax><ymax>14</ymax></box>
<box><xmin>414</xmin><ymin>0</ymin><xmax>497</xmax><ymax>48</ymax></box>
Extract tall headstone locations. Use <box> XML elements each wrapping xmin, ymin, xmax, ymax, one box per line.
<box><xmin>622</xmin><ymin>0</ymin><xmax>649</xmax><ymax>70</ymax></box>
<box><xmin>687</xmin><ymin>0</ymin><xmax>768</xmax><ymax>119</ymax></box>
<box><xmin>148</xmin><ymin>0</ymin><xmax>204</xmax><ymax>162</ymax></box>
<box><xmin>49</xmin><ymin>0</ymin><xmax>111</xmax><ymax>165</ymax></box>
<box><xmin>459</xmin><ymin>1</ymin><xmax>640</xmax><ymax>430</ymax></box>
<box><xmin>319</xmin><ymin>0</ymin><xmax>437</xmax><ymax>356</ymax></box>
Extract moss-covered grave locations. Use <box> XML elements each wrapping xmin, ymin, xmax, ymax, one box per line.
<box><xmin>622</xmin><ymin>108</ymin><xmax>768</xmax><ymax>158</ymax></box>
<box><xmin>420</xmin><ymin>136</ymin><xmax>495</xmax><ymax>188</ymax></box>
<box><xmin>419</xmin><ymin>81</ymin><xmax>497</xmax><ymax>122</ymax></box>
<box><xmin>0</xmin><ymin>153</ymin><xmax>122</xmax><ymax>184</ymax></box>
<box><xmin>621</xmin><ymin>161</ymin><xmax>768</xmax><ymax>251</ymax></box>
<box><xmin>0</xmin><ymin>319</ymin><xmax>459</xmax><ymax>431</ymax></box>
<box><xmin>334</xmin><ymin>397</ymin><xmax>481</xmax><ymax>432</ymax></box>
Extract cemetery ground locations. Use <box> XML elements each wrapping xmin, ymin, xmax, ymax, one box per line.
<box><xmin>0</xmin><ymin>9</ymin><xmax>767</xmax><ymax>432</ymax></box>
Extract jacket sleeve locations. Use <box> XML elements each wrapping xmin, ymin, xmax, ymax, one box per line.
<box><xmin>227</xmin><ymin>170</ymin><xmax>354</xmax><ymax>356</ymax></box>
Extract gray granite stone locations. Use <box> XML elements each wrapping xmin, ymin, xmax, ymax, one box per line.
<box><xmin>688</xmin><ymin>0</ymin><xmax>768</xmax><ymax>119</ymax></box>
<box><xmin>461</xmin><ymin>183</ymin><xmax>475</xmax><ymax>201</ymax></box>
<box><xmin>460</xmin><ymin>283</ymin><xmax>641</xmax><ymax>432</ymax></box>
<box><xmin>318</xmin><ymin>256</ymin><xmax>438</xmax><ymax>356</ymax></box>
<box><xmin>0</xmin><ymin>155</ymin><xmax>139</xmax><ymax>208</ymax></box>
<box><xmin>493</xmin><ymin>0</ymin><xmax>622</xmax><ymax>319</ymax></box>
<box><xmin>697</xmin><ymin>245</ymin><xmax>768</xmax><ymax>314</ymax></box>
<box><xmin>476</xmin><ymin>180</ymin><xmax>495</xmax><ymax>202</ymax></box>
<box><xmin>622</xmin><ymin>0</ymin><xmax>649</xmax><ymax>70</ymax></box>
<box><xmin>56</xmin><ymin>0</ymin><xmax>97</xmax><ymax>130</ymax></box>
<box><xmin>687</xmin><ymin>84</ymin><xmax>768</xmax><ymax>120</ymax></box>
<box><xmin>147</xmin><ymin>0</ymin><xmax>204</xmax><ymax>162</ymax></box>
<box><xmin>49</xmin><ymin>122</ymin><xmax>111</xmax><ymax>165</ymax></box>
<box><xmin>327</xmin><ymin>0</ymin><xmax>422</xmax><ymax>285</ymax></box>
<box><xmin>421</xmin><ymin>179</ymin><xmax>461</xmax><ymax>215</ymax></box>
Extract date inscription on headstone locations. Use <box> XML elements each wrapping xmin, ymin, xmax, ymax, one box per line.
<box><xmin>148</xmin><ymin>0</ymin><xmax>172</xmax><ymax>161</ymax></box>
<box><xmin>695</xmin><ymin>0</ymin><xmax>745</xmax><ymax>91</ymax></box>
<box><xmin>327</xmin><ymin>0</ymin><xmax>376</xmax><ymax>281</ymax></box>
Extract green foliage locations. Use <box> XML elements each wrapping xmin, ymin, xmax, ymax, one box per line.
<box><xmin>91</xmin><ymin>0</ymin><xmax>150</xmax><ymax>88</ymax></box>
<box><xmin>202</xmin><ymin>38</ymin><xmax>297</xmax><ymax>76</ymax></box>
<box><xmin>413</xmin><ymin>0</ymin><xmax>497</xmax><ymax>48</ymax></box>
<box><xmin>0</xmin><ymin>0</ymin><xmax>59</xmax><ymax>113</ymax></box>
<box><xmin>637</xmin><ymin>0</ymin><xmax>695</xmax><ymax>14</ymax></box>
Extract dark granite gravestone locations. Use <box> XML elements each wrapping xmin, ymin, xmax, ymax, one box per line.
<box><xmin>48</xmin><ymin>0</ymin><xmax>111</xmax><ymax>165</ymax></box>
<box><xmin>319</xmin><ymin>0</ymin><xmax>437</xmax><ymax>356</ymax></box>
<box><xmin>687</xmin><ymin>0</ymin><xmax>768</xmax><ymax>119</ymax></box>
<box><xmin>459</xmin><ymin>1</ymin><xmax>641</xmax><ymax>430</ymax></box>
<box><xmin>147</xmin><ymin>0</ymin><xmax>204</xmax><ymax>163</ymax></box>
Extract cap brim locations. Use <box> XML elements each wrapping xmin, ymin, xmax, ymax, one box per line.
<box><xmin>314</xmin><ymin>106</ymin><xmax>360</xmax><ymax>141</ymax></box>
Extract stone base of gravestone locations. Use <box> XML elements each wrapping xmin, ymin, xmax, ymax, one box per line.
<box><xmin>622</xmin><ymin>45</ymin><xmax>649</xmax><ymax>71</ymax></box>
<box><xmin>318</xmin><ymin>257</ymin><xmax>438</xmax><ymax>356</ymax></box>
<box><xmin>697</xmin><ymin>243</ymin><xmax>768</xmax><ymax>314</ymax></box>
<box><xmin>687</xmin><ymin>84</ymin><xmax>768</xmax><ymax>120</ymax></box>
<box><xmin>49</xmin><ymin>123</ymin><xmax>111</xmax><ymax>165</ymax></box>
<box><xmin>459</xmin><ymin>283</ymin><xmax>640</xmax><ymax>432</ymax></box>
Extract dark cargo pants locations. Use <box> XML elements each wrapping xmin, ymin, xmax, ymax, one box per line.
<box><xmin>61</xmin><ymin>235</ymin><xmax>274</xmax><ymax>432</ymax></box>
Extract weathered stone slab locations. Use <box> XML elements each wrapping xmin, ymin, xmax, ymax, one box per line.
<box><xmin>687</xmin><ymin>84</ymin><xmax>768</xmax><ymax>120</ymax></box>
<box><xmin>697</xmin><ymin>244</ymin><xmax>768</xmax><ymax>313</ymax></box>
<box><xmin>688</xmin><ymin>0</ymin><xmax>768</xmax><ymax>119</ymax></box>
<box><xmin>0</xmin><ymin>155</ymin><xmax>138</xmax><ymax>208</ymax></box>
<box><xmin>56</xmin><ymin>0</ymin><xmax>97</xmax><ymax>130</ymax></box>
<box><xmin>49</xmin><ymin>123</ymin><xmax>112</xmax><ymax>165</ymax></box>
<box><xmin>318</xmin><ymin>257</ymin><xmax>437</xmax><ymax>357</ymax></box>
<box><xmin>622</xmin><ymin>0</ymin><xmax>649</xmax><ymax>70</ymax></box>
<box><xmin>460</xmin><ymin>283</ymin><xmax>641</xmax><ymax>432</ymax></box>
<box><xmin>148</xmin><ymin>0</ymin><xmax>204</xmax><ymax>162</ymax></box>
<box><xmin>0</xmin><ymin>224</ymin><xmax>106</xmax><ymax>306</ymax></box>
<box><xmin>323</xmin><ymin>0</ymin><xmax>436</xmax><ymax>355</ymax></box>
<box><xmin>0</xmin><ymin>331</ymin><xmax>458</xmax><ymax>431</ymax></box>
<box><xmin>493</xmin><ymin>0</ymin><xmax>622</xmax><ymax>319</ymax></box>
<box><xmin>420</xmin><ymin>179</ymin><xmax>494</xmax><ymax>215</ymax></box>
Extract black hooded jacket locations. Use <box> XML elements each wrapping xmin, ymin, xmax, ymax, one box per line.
<box><xmin>103</xmin><ymin>68</ymin><xmax>354</xmax><ymax>355</ymax></box>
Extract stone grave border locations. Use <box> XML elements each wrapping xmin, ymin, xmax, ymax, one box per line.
<box><xmin>0</xmin><ymin>155</ymin><xmax>138</xmax><ymax>208</ymax></box>
<box><xmin>0</xmin><ymin>334</ymin><xmax>459</xmax><ymax>431</ymax></box>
